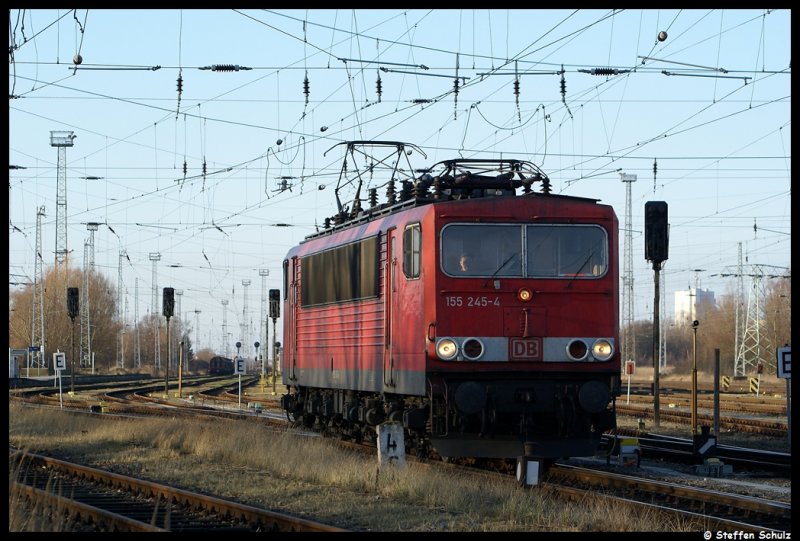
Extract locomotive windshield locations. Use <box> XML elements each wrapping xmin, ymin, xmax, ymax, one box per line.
<box><xmin>441</xmin><ymin>223</ymin><xmax>607</xmax><ymax>278</ymax></box>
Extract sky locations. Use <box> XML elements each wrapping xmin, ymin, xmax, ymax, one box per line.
<box><xmin>8</xmin><ymin>9</ymin><xmax>791</xmax><ymax>357</ymax></box>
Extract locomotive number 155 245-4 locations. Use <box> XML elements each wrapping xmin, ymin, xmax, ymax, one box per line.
<box><xmin>444</xmin><ymin>295</ymin><xmax>501</xmax><ymax>307</ymax></box>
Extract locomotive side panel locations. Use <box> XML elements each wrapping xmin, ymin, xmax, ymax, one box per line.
<box><xmin>288</xmin><ymin>233</ymin><xmax>386</xmax><ymax>393</ymax></box>
<box><xmin>283</xmin><ymin>208</ymin><xmax>433</xmax><ymax>397</ymax></box>
<box><xmin>381</xmin><ymin>215</ymin><xmax>433</xmax><ymax>397</ymax></box>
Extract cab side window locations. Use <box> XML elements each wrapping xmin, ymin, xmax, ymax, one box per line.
<box><xmin>403</xmin><ymin>223</ymin><xmax>421</xmax><ymax>278</ymax></box>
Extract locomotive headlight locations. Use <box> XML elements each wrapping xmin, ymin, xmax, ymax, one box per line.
<box><xmin>566</xmin><ymin>339</ymin><xmax>589</xmax><ymax>361</ymax></box>
<box><xmin>592</xmin><ymin>339</ymin><xmax>614</xmax><ymax>361</ymax></box>
<box><xmin>461</xmin><ymin>338</ymin><xmax>485</xmax><ymax>360</ymax></box>
<box><xmin>517</xmin><ymin>287</ymin><xmax>533</xmax><ymax>302</ymax></box>
<box><xmin>436</xmin><ymin>337</ymin><xmax>459</xmax><ymax>361</ymax></box>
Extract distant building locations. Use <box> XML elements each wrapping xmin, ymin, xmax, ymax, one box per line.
<box><xmin>674</xmin><ymin>287</ymin><xmax>715</xmax><ymax>326</ymax></box>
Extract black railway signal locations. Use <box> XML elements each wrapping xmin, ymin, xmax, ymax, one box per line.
<box><xmin>67</xmin><ymin>287</ymin><xmax>79</xmax><ymax>320</ymax></box>
<box><xmin>644</xmin><ymin>201</ymin><xmax>669</xmax><ymax>264</ymax></box>
<box><xmin>269</xmin><ymin>289</ymin><xmax>280</xmax><ymax>320</ymax></box>
<box><xmin>163</xmin><ymin>287</ymin><xmax>175</xmax><ymax>318</ymax></box>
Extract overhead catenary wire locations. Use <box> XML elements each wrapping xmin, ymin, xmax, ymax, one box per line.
<box><xmin>9</xmin><ymin>10</ymin><xmax>792</xmax><ymax>332</ymax></box>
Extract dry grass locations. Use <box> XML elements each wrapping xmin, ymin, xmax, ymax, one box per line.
<box><xmin>8</xmin><ymin>402</ymin><xmax>709</xmax><ymax>532</ymax></box>
<box><xmin>9</xmin><ymin>453</ymin><xmax>72</xmax><ymax>532</ymax></box>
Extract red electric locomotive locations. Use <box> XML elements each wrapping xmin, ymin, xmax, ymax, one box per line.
<box><xmin>280</xmin><ymin>142</ymin><xmax>620</xmax><ymax>468</ymax></box>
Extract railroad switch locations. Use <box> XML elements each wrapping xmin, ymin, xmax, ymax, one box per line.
<box><xmin>692</xmin><ymin>425</ymin><xmax>717</xmax><ymax>459</ymax></box>
<box><xmin>694</xmin><ymin>458</ymin><xmax>732</xmax><ymax>477</ymax></box>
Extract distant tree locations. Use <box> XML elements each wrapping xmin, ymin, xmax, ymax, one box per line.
<box><xmin>622</xmin><ymin>271</ymin><xmax>791</xmax><ymax>377</ymax></box>
<box><xmin>764</xmin><ymin>272</ymin><xmax>791</xmax><ymax>373</ymax></box>
<box><xmin>9</xmin><ymin>264</ymin><xmax>121</xmax><ymax>373</ymax></box>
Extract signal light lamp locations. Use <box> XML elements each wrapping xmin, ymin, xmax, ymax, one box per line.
<box><xmin>517</xmin><ymin>287</ymin><xmax>533</xmax><ymax>302</ymax></box>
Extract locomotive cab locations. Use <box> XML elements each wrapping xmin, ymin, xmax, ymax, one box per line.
<box><xmin>427</xmin><ymin>213</ymin><xmax>620</xmax><ymax>459</ymax></box>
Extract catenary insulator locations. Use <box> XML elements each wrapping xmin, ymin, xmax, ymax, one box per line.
<box><xmin>579</xmin><ymin>67</ymin><xmax>623</xmax><ymax>76</ymax></box>
<box><xmin>207</xmin><ymin>64</ymin><xmax>251</xmax><ymax>71</ymax></box>
<box><xmin>653</xmin><ymin>158</ymin><xmax>658</xmax><ymax>191</ymax></box>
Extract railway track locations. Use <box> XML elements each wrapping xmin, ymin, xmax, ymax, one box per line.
<box><xmin>10</xmin><ymin>450</ymin><xmax>346</xmax><ymax>532</ymax></box>
<box><xmin>329</xmin><ymin>435</ymin><xmax>791</xmax><ymax>533</ymax></box>
<box><xmin>606</xmin><ymin>429</ymin><xmax>791</xmax><ymax>475</ymax></box>
<box><xmin>616</xmin><ymin>404</ymin><xmax>788</xmax><ymax>438</ymax></box>
<box><xmin>546</xmin><ymin>464</ymin><xmax>791</xmax><ymax>533</ymax></box>
<box><xmin>623</xmin><ymin>393</ymin><xmax>787</xmax><ymax>416</ymax></box>
<box><xmin>11</xmin><ymin>377</ymin><xmax>790</xmax><ymax>532</ymax></box>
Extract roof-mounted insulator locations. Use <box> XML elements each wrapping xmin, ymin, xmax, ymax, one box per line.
<box><xmin>323</xmin><ymin>217</ymin><xmax>331</xmax><ymax>229</ymax></box>
<box><xmin>303</xmin><ymin>73</ymin><xmax>310</xmax><ymax>105</ymax></box>
<box><xmin>432</xmin><ymin>177</ymin><xmax>444</xmax><ymax>199</ymax></box>
<box><xmin>199</xmin><ymin>64</ymin><xmax>252</xmax><ymax>72</ymax></box>
<box><xmin>399</xmin><ymin>180</ymin><xmax>413</xmax><ymax>202</ymax></box>
<box><xmin>350</xmin><ymin>198</ymin><xmax>362</xmax><ymax>219</ymax></box>
<box><xmin>540</xmin><ymin>175</ymin><xmax>552</xmax><ymax>194</ymax></box>
<box><xmin>368</xmin><ymin>188</ymin><xmax>378</xmax><ymax>208</ymax></box>
<box><xmin>413</xmin><ymin>175</ymin><xmax>432</xmax><ymax>199</ymax></box>
<box><xmin>386</xmin><ymin>179</ymin><xmax>396</xmax><ymax>205</ymax></box>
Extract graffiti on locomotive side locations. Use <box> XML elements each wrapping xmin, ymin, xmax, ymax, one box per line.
<box><xmin>445</xmin><ymin>295</ymin><xmax>501</xmax><ymax>308</ymax></box>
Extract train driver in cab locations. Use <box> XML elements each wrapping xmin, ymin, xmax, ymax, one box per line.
<box><xmin>459</xmin><ymin>252</ymin><xmax>473</xmax><ymax>272</ymax></box>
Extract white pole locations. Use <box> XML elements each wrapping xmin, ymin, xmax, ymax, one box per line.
<box><xmin>626</xmin><ymin>374</ymin><xmax>631</xmax><ymax>405</ymax></box>
<box><xmin>787</xmin><ymin>379</ymin><xmax>791</xmax><ymax>451</ymax></box>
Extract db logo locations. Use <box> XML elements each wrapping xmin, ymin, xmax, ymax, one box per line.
<box><xmin>510</xmin><ymin>338</ymin><xmax>542</xmax><ymax>361</ymax></box>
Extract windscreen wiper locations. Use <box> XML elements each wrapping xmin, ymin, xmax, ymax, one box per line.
<box><xmin>483</xmin><ymin>253</ymin><xmax>518</xmax><ymax>288</ymax></box>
